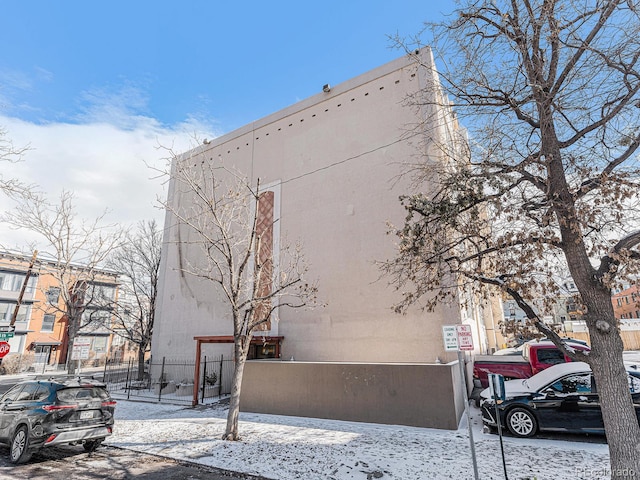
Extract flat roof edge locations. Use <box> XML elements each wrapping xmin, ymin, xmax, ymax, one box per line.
<box><xmin>182</xmin><ymin>47</ymin><xmax>433</xmax><ymax>156</ymax></box>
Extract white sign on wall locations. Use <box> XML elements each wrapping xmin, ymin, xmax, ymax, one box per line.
<box><xmin>442</xmin><ymin>325</ymin><xmax>459</xmax><ymax>351</ymax></box>
<box><xmin>456</xmin><ymin>324</ymin><xmax>474</xmax><ymax>351</ymax></box>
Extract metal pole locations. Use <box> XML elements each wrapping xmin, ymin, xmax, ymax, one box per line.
<box><xmin>458</xmin><ymin>350</ymin><xmax>480</xmax><ymax>480</ymax></box>
<box><xmin>491</xmin><ymin>381</ymin><xmax>509</xmax><ymax>480</ymax></box>
<box><xmin>201</xmin><ymin>355</ymin><xmax>207</xmax><ymax>404</ymax></box>
<box><xmin>125</xmin><ymin>359</ymin><xmax>132</xmax><ymax>400</ymax></box>
<box><xmin>219</xmin><ymin>354</ymin><xmax>224</xmax><ymax>396</ymax></box>
<box><xmin>158</xmin><ymin>357</ymin><xmax>166</xmax><ymax>402</ymax></box>
<box><xmin>10</xmin><ymin>250</ymin><xmax>38</xmax><ymax>326</ymax></box>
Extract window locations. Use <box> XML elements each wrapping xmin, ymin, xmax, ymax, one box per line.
<box><xmin>549</xmin><ymin>374</ymin><xmax>592</xmax><ymax>394</ymax></box>
<box><xmin>0</xmin><ymin>302</ymin><xmax>31</xmax><ymax>324</ymax></box>
<box><xmin>33</xmin><ymin>385</ymin><xmax>50</xmax><ymax>402</ymax></box>
<box><xmin>92</xmin><ymin>336</ymin><xmax>107</xmax><ymax>353</ymax></box>
<box><xmin>1</xmin><ymin>384</ymin><xmax>24</xmax><ymax>402</ymax></box>
<box><xmin>88</xmin><ymin>284</ymin><xmax>116</xmax><ymax>303</ymax></box>
<box><xmin>537</xmin><ymin>349</ymin><xmax>565</xmax><ymax>365</ymax></box>
<box><xmin>42</xmin><ymin>314</ymin><xmax>55</xmax><ymax>332</ymax></box>
<box><xmin>0</xmin><ymin>272</ymin><xmax>37</xmax><ymax>294</ymax></box>
<box><xmin>46</xmin><ymin>287</ymin><xmax>61</xmax><ymax>305</ymax></box>
<box><xmin>15</xmin><ymin>383</ymin><xmax>41</xmax><ymax>401</ymax></box>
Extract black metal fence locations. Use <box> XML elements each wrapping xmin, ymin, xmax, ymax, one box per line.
<box><xmin>102</xmin><ymin>355</ymin><xmax>235</xmax><ymax>405</ymax></box>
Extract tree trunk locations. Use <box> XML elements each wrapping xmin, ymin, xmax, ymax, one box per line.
<box><xmin>582</xmin><ymin>287</ymin><xmax>640</xmax><ymax>480</ymax></box>
<box><xmin>223</xmin><ymin>336</ymin><xmax>251</xmax><ymax>441</ymax></box>
<box><xmin>66</xmin><ymin>315</ymin><xmax>79</xmax><ymax>374</ymax></box>
<box><xmin>137</xmin><ymin>346</ymin><xmax>146</xmax><ymax>381</ymax></box>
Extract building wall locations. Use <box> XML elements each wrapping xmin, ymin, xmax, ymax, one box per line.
<box><xmin>240</xmin><ymin>360</ymin><xmax>465</xmax><ymax>430</ymax></box>
<box><xmin>612</xmin><ymin>284</ymin><xmax>640</xmax><ymax>319</ymax></box>
<box><xmin>154</xmin><ymin>48</ymin><xmax>473</xmax><ymax>364</ymax></box>
<box><xmin>0</xmin><ymin>251</ymin><xmax>118</xmax><ymax>367</ymax></box>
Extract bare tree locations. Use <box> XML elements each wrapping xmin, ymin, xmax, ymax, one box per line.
<box><xmin>161</xmin><ymin>154</ymin><xmax>317</xmax><ymax>441</ymax></box>
<box><xmin>383</xmin><ymin>1</ymin><xmax>640</xmax><ymax>477</ymax></box>
<box><xmin>1</xmin><ymin>190</ymin><xmax>122</xmax><ymax>373</ymax></box>
<box><xmin>0</xmin><ymin>126</ymin><xmax>31</xmax><ymax>198</ymax></box>
<box><xmin>107</xmin><ymin>219</ymin><xmax>162</xmax><ymax>379</ymax></box>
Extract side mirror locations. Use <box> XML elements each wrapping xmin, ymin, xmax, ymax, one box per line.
<box><xmin>542</xmin><ymin>388</ymin><xmax>557</xmax><ymax>397</ymax></box>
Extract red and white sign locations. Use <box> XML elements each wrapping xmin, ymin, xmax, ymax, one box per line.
<box><xmin>0</xmin><ymin>342</ymin><xmax>10</xmax><ymax>358</ymax></box>
<box><xmin>456</xmin><ymin>324</ymin><xmax>474</xmax><ymax>351</ymax></box>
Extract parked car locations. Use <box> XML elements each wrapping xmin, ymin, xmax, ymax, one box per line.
<box><xmin>479</xmin><ymin>361</ymin><xmax>640</xmax><ymax>438</ymax></box>
<box><xmin>473</xmin><ymin>338</ymin><xmax>591</xmax><ymax>388</ymax></box>
<box><xmin>0</xmin><ymin>376</ymin><xmax>116</xmax><ymax>463</ymax></box>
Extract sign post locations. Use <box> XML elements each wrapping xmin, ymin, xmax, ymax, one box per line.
<box><xmin>71</xmin><ymin>338</ymin><xmax>91</xmax><ymax>374</ymax></box>
<box><xmin>489</xmin><ymin>373</ymin><xmax>509</xmax><ymax>480</ymax></box>
<box><xmin>443</xmin><ymin>325</ymin><xmax>479</xmax><ymax>480</ymax></box>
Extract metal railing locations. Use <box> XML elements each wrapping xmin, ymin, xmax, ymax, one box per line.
<box><xmin>102</xmin><ymin>355</ymin><xmax>234</xmax><ymax>405</ymax></box>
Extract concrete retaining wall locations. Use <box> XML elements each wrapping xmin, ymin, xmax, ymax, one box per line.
<box><xmin>240</xmin><ymin>360</ymin><xmax>465</xmax><ymax>430</ymax></box>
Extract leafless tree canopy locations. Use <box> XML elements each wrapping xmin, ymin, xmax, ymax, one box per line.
<box><xmin>161</xmin><ymin>151</ymin><xmax>318</xmax><ymax>440</ymax></box>
<box><xmin>107</xmin><ymin>219</ymin><xmax>162</xmax><ymax>378</ymax></box>
<box><xmin>384</xmin><ymin>1</ymin><xmax>640</xmax><ymax>477</ymax></box>
<box><xmin>0</xmin><ymin>126</ymin><xmax>31</xmax><ymax>198</ymax></box>
<box><xmin>1</xmin><ymin>190</ymin><xmax>122</xmax><ymax>372</ymax></box>
<box><xmin>388</xmin><ymin>0</ymin><xmax>640</xmax><ymax>312</ymax></box>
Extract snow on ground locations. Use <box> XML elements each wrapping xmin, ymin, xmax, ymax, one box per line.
<box><xmin>106</xmin><ymin>398</ymin><xmax>612</xmax><ymax>480</ymax></box>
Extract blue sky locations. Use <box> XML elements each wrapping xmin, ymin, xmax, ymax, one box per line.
<box><xmin>0</xmin><ymin>0</ymin><xmax>456</xmax><ymax>248</ymax></box>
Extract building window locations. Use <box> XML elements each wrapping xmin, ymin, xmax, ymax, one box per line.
<box><xmin>0</xmin><ymin>271</ymin><xmax>37</xmax><ymax>293</ymax></box>
<box><xmin>42</xmin><ymin>314</ymin><xmax>55</xmax><ymax>332</ymax></box>
<box><xmin>89</xmin><ymin>284</ymin><xmax>116</xmax><ymax>303</ymax></box>
<box><xmin>46</xmin><ymin>287</ymin><xmax>61</xmax><ymax>305</ymax></box>
<box><xmin>0</xmin><ymin>302</ymin><xmax>31</xmax><ymax>324</ymax></box>
<box><xmin>92</xmin><ymin>336</ymin><xmax>107</xmax><ymax>353</ymax></box>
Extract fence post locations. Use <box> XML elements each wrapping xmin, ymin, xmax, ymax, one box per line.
<box><xmin>102</xmin><ymin>354</ymin><xmax>109</xmax><ymax>382</ymax></box>
<box><xmin>219</xmin><ymin>354</ymin><xmax>224</xmax><ymax>395</ymax></box>
<box><xmin>126</xmin><ymin>359</ymin><xmax>132</xmax><ymax>400</ymax></box>
<box><xmin>201</xmin><ymin>356</ymin><xmax>207</xmax><ymax>404</ymax></box>
<box><xmin>158</xmin><ymin>357</ymin><xmax>166</xmax><ymax>402</ymax></box>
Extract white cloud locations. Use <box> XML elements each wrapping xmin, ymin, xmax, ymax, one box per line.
<box><xmin>0</xmin><ymin>113</ymin><xmax>219</xmax><ymax>251</ymax></box>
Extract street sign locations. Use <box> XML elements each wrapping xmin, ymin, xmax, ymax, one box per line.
<box><xmin>442</xmin><ymin>325</ymin><xmax>459</xmax><ymax>351</ymax></box>
<box><xmin>0</xmin><ymin>325</ymin><xmax>15</xmax><ymax>333</ymax></box>
<box><xmin>0</xmin><ymin>332</ymin><xmax>14</xmax><ymax>340</ymax></box>
<box><xmin>456</xmin><ymin>324</ymin><xmax>474</xmax><ymax>351</ymax></box>
<box><xmin>0</xmin><ymin>342</ymin><xmax>10</xmax><ymax>359</ymax></box>
<box><xmin>71</xmin><ymin>339</ymin><xmax>91</xmax><ymax>361</ymax></box>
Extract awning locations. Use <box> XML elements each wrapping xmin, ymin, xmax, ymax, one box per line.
<box><xmin>30</xmin><ymin>333</ymin><xmax>62</xmax><ymax>347</ymax></box>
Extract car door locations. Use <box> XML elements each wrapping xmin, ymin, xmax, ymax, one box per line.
<box><xmin>0</xmin><ymin>383</ymin><xmax>42</xmax><ymax>438</ymax></box>
<box><xmin>532</xmin><ymin>373</ymin><xmax>603</xmax><ymax>432</ymax></box>
<box><xmin>0</xmin><ymin>384</ymin><xmax>25</xmax><ymax>437</ymax></box>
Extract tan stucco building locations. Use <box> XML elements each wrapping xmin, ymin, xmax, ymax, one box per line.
<box><xmin>153</xmin><ymin>48</ymin><xmax>501</xmax><ymax>366</ymax></box>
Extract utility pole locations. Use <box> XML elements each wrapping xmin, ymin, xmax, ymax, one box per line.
<box><xmin>10</xmin><ymin>250</ymin><xmax>38</xmax><ymax>326</ymax></box>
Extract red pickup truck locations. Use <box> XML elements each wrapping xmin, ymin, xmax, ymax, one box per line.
<box><xmin>472</xmin><ymin>339</ymin><xmax>590</xmax><ymax>388</ymax></box>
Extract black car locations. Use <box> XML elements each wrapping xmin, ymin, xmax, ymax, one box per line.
<box><xmin>0</xmin><ymin>376</ymin><xmax>116</xmax><ymax>463</ymax></box>
<box><xmin>480</xmin><ymin>361</ymin><xmax>640</xmax><ymax>437</ymax></box>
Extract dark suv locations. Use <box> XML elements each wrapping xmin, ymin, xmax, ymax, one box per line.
<box><xmin>0</xmin><ymin>376</ymin><xmax>116</xmax><ymax>463</ymax></box>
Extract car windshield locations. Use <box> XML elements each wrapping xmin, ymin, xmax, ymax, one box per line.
<box><xmin>527</xmin><ymin>362</ymin><xmax>591</xmax><ymax>391</ymax></box>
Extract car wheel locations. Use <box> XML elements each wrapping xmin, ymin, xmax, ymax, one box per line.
<box><xmin>83</xmin><ymin>438</ymin><xmax>105</xmax><ymax>452</ymax></box>
<box><xmin>9</xmin><ymin>425</ymin><xmax>32</xmax><ymax>464</ymax></box>
<box><xmin>506</xmin><ymin>407</ymin><xmax>537</xmax><ymax>438</ymax></box>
